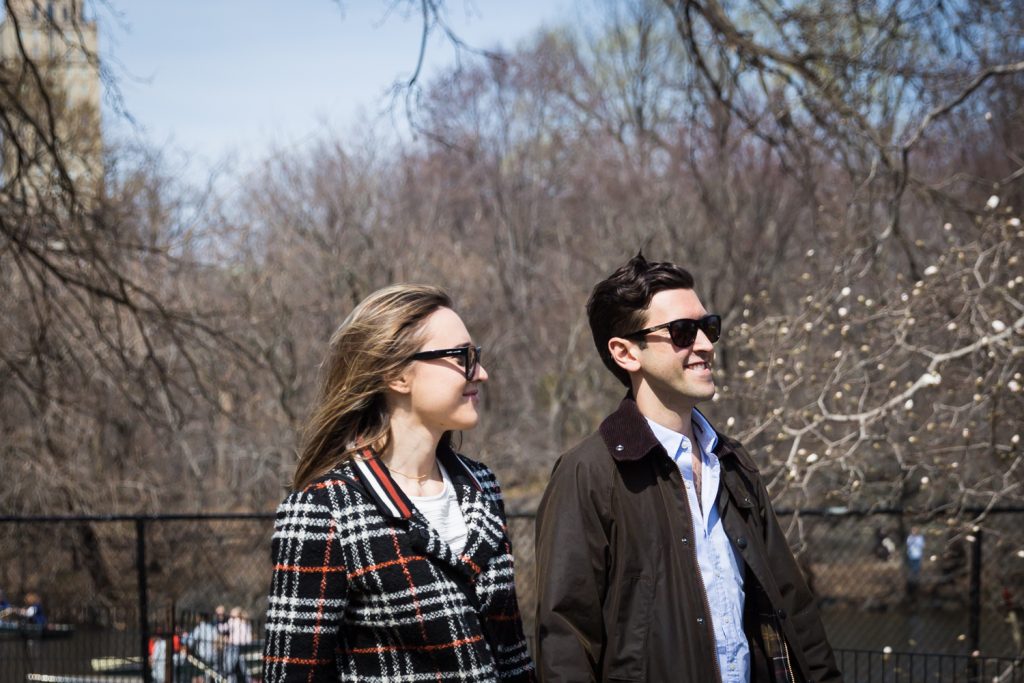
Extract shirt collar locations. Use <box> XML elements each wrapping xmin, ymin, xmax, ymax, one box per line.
<box><xmin>644</xmin><ymin>409</ymin><xmax>720</xmax><ymax>463</ymax></box>
<box><xmin>692</xmin><ymin>408</ymin><xmax>720</xmax><ymax>454</ymax></box>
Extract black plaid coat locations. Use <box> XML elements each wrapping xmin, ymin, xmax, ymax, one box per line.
<box><xmin>262</xmin><ymin>445</ymin><xmax>536</xmax><ymax>683</ymax></box>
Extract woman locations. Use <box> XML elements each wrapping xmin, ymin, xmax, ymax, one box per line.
<box><xmin>263</xmin><ymin>285</ymin><xmax>535</xmax><ymax>682</ymax></box>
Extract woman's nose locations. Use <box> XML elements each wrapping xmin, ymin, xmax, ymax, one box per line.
<box><xmin>474</xmin><ymin>362</ymin><xmax>489</xmax><ymax>382</ymax></box>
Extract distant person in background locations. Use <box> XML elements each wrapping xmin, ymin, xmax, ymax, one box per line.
<box><xmin>223</xmin><ymin>606</ymin><xmax>253</xmax><ymax>683</ymax></box>
<box><xmin>874</xmin><ymin>526</ymin><xmax>897</xmax><ymax>562</ymax></box>
<box><xmin>149</xmin><ymin>627</ymin><xmax>183</xmax><ymax>683</ymax></box>
<box><xmin>20</xmin><ymin>592</ymin><xmax>46</xmax><ymax>626</ymax></box>
<box><xmin>906</xmin><ymin>527</ymin><xmax>925</xmax><ymax>595</ymax></box>
<box><xmin>182</xmin><ymin>612</ymin><xmax>220</xmax><ymax>672</ymax></box>
<box><xmin>149</xmin><ymin>636</ymin><xmax>170</xmax><ymax>683</ymax></box>
<box><xmin>873</xmin><ymin>527</ymin><xmax>890</xmax><ymax>561</ymax></box>
<box><xmin>0</xmin><ymin>589</ymin><xmax>11</xmax><ymax>618</ymax></box>
<box><xmin>213</xmin><ymin>604</ymin><xmax>229</xmax><ymax>673</ymax></box>
<box><xmin>262</xmin><ymin>285</ymin><xmax>534</xmax><ymax>682</ymax></box>
<box><xmin>214</xmin><ymin>604</ymin><xmax>228</xmax><ymax>634</ymax></box>
<box><xmin>882</xmin><ymin>535</ymin><xmax>897</xmax><ymax>562</ymax></box>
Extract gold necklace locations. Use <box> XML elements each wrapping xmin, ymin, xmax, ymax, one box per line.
<box><xmin>385</xmin><ymin>464</ymin><xmax>432</xmax><ymax>481</ymax></box>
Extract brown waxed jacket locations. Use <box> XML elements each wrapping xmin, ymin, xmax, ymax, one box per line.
<box><xmin>535</xmin><ymin>395</ymin><xmax>841</xmax><ymax>683</ymax></box>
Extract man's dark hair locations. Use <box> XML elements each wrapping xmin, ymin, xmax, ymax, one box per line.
<box><xmin>586</xmin><ymin>252</ymin><xmax>695</xmax><ymax>387</ymax></box>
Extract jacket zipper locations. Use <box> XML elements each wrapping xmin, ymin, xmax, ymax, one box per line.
<box><xmin>781</xmin><ymin>634</ymin><xmax>797</xmax><ymax>683</ymax></box>
<box><xmin>674</xmin><ymin>458</ymin><xmax>723</xmax><ymax>683</ymax></box>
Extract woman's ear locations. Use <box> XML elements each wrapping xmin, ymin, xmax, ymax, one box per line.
<box><xmin>387</xmin><ymin>367</ymin><xmax>413</xmax><ymax>395</ymax></box>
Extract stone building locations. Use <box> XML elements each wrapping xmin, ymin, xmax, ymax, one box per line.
<box><xmin>0</xmin><ymin>0</ymin><xmax>102</xmax><ymax>196</ymax></box>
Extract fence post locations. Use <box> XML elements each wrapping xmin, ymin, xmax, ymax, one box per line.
<box><xmin>136</xmin><ymin>518</ymin><xmax>152</xmax><ymax>683</ymax></box>
<box><xmin>969</xmin><ymin>526</ymin><xmax>982</xmax><ymax>654</ymax></box>
<box><xmin>164</xmin><ymin>633</ymin><xmax>174</xmax><ymax>683</ymax></box>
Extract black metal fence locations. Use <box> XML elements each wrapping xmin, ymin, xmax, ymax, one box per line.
<box><xmin>836</xmin><ymin>649</ymin><xmax>1024</xmax><ymax>682</ymax></box>
<box><xmin>779</xmin><ymin>508</ymin><xmax>1023</xmax><ymax>660</ymax></box>
<box><xmin>1</xmin><ymin>508</ymin><xmax>1022</xmax><ymax>682</ymax></box>
<box><xmin>1</xmin><ymin>513</ymin><xmax>273</xmax><ymax>683</ymax></box>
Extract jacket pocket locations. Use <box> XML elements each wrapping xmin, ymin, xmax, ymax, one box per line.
<box><xmin>606</xmin><ymin>575</ymin><xmax>654</xmax><ymax>682</ymax></box>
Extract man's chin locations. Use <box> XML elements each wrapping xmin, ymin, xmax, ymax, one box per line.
<box><xmin>695</xmin><ymin>388</ymin><xmax>716</xmax><ymax>403</ymax></box>
<box><xmin>684</xmin><ymin>381</ymin><xmax>716</xmax><ymax>403</ymax></box>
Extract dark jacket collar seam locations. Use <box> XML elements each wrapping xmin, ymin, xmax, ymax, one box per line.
<box><xmin>600</xmin><ymin>393</ymin><xmax>738</xmax><ymax>463</ymax></box>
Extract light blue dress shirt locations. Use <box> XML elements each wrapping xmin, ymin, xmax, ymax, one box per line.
<box><xmin>645</xmin><ymin>410</ymin><xmax>750</xmax><ymax>683</ymax></box>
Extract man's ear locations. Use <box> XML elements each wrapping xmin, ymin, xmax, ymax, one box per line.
<box><xmin>608</xmin><ymin>337</ymin><xmax>642</xmax><ymax>375</ymax></box>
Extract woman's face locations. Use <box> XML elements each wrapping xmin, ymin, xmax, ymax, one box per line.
<box><xmin>403</xmin><ymin>307</ymin><xmax>488</xmax><ymax>433</ymax></box>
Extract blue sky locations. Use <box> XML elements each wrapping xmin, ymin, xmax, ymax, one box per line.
<box><xmin>101</xmin><ymin>2</ymin><xmax>575</xmax><ymax>174</ymax></box>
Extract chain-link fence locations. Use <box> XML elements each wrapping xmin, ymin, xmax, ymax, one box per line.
<box><xmin>784</xmin><ymin>510</ymin><xmax>1018</xmax><ymax>658</ymax></box>
<box><xmin>0</xmin><ymin>514</ymin><xmax>272</xmax><ymax>682</ymax></box>
<box><xmin>510</xmin><ymin>509</ymin><xmax>1024</xmax><ymax>662</ymax></box>
<box><xmin>1</xmin><ymin>509</ymin><xmax>1022</xmax><ymax>681</ymax></box>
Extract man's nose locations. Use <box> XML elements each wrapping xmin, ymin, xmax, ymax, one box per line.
<box><xmin>691</xmin><ymin>328</ymin><xmax>715</xmax><ymax>351</ymax></box>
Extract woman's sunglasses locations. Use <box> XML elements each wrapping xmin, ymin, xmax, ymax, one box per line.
<box><xmin>623</xmin><ymin>314</ymin><xmax>721</xmax><ymax>348</ymax></box>
<box><xmin>409</xmin><ymin>345</ymin><xmax>482</xmax><ymax>380</ymax></box>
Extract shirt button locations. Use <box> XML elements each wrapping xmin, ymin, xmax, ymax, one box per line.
<box><xmin>736</xmin><ymin>536</ymin><xmax>748</xmax><ymax>549</ymax></box>
<box><xmin>696</xmin><ymin>617</ymin><xmax>705</xmax><ymax>625</ymax></box>
<box><xmin>777</xmin><ymin>608</ymin><xmax>787</xmax><ymax>620</ymax></box>
<box><xmin>681</xmin><ymin>537</ymin><xmax>689</xmax><ymax>545</ymax></box>
<box><xmin>615</xmin><ymin>444</ymin><xmax>624</xmax><ymax>452</ymax></box>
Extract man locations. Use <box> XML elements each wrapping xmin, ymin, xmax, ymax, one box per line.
<box><xmin>535</xmin><ymin>254</ymin><xmax>840</xmax><ymax>682</ymax></box>
<box><xmin>182</xmin><ymin>612</ymin><xmax>220</xmax><ymax>674</ymax></box>
<box><xmin>20</xmin><ymin>592</ymin><xmax>46</xmax><ymax>626</ymax></box>
<box><xmin>224</xmin><ymin>606</ymin><xmax>254</xmax><ymax>683</ymax></box>
<box><xmin>906</xmin><ymin>527</ymin><xmax>925</xmax><ymax>592</ymax></box>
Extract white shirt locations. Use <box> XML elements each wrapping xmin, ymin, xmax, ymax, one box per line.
<box><xmin>645</xmin><ymin>410</ymin><xmax>750</xmax><ymax>683</ymax></box>
<box><xmin>907</xmin><ymin>533</ymin><xmax>925</xmax><ymax>561</ymax></box>
<box><xmin>226</xmin><ymin>616</ymin><xmax>253</xmax><ymax>645</ymax></box>
<box><xmin>409</xmin><ymin>461</ymin><xmax>468</xmax><ymax>556</ymax></box>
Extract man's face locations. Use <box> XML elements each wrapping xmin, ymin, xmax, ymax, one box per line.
<box><xmin>632</xmin><ymin>288</ymin><xmax>716</xmax><ymax>408</ymax></box>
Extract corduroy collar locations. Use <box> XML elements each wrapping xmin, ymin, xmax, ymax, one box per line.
<box><xmin>598</xmin><ymin>392</ymin><xmax>734</xmax><ymax>462</ymax></box>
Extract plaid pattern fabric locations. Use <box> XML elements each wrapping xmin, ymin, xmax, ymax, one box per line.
<box><xmin>263</xmin><ymin>445</ymin><xmax>536</xmax><ymax>683</ymax></box>
<box><xmin>759</xmin><ymin>612</ymin><xmax>797</xmax><ymax>683</ymax></box>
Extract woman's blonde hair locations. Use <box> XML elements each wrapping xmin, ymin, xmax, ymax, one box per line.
<box><xmin>292</xmin><ymin>284</ymin><xmax>454</xmax><ymax>491</ymax></box>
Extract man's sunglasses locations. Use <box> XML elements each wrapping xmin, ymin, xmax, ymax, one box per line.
<box><xmin>409</xmin><ymin>345</ymin><xmax>482</xmax><ymax>380</ymax></box>
<box><xmin>623</xmin><ymin>314</ymin><xmax>722</xmax><ymax>348</ymax></box>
